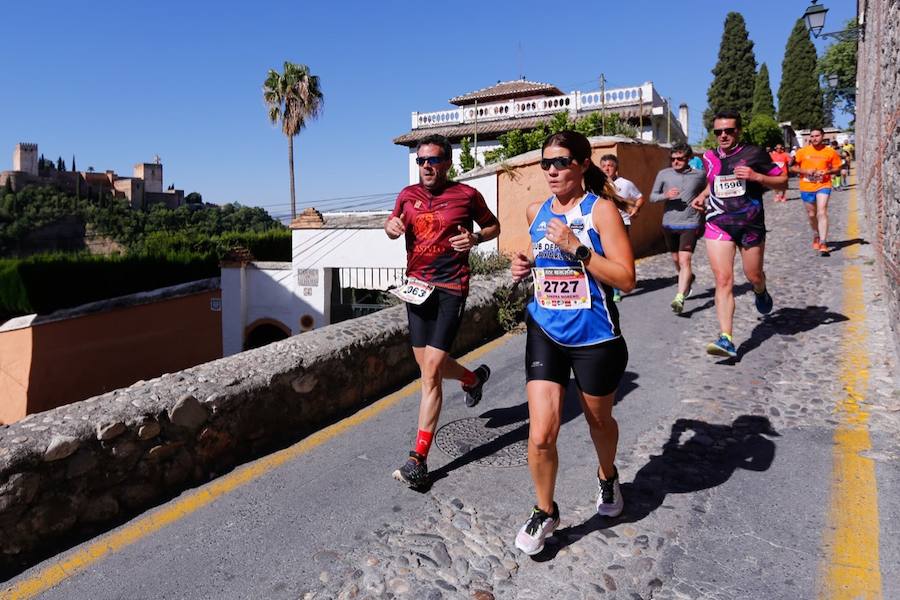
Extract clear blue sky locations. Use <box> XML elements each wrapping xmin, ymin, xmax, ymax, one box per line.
<box><xmin>0</xmin><ymin>1</ymin><xmax>855</xmax><ymax>220</ymax></box>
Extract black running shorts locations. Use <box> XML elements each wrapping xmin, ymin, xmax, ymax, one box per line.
<box><xmin>662</xmin><ymin>226</ymin><xmax>702</xmax><ymax>253</ymax></box>
<box><xmin>406</xmin><ymin>288</ymin><xmax>466</xmax><ymax>351</ymax></box>
<box><xmin>525</xmin><ymin>314</ymin><xmax>628</xmax><ymax>397</ymax></box>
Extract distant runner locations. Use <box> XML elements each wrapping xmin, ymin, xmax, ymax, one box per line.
<box><xmin>510</xmin><ymin>131</ymin><xmax>634</xmax><ymax>555</ymax></box>
<box><xmin>649</xmin><ymin>143</ymin><xmax>707</xmax><ymax>314</ymax></box>
<box><xmin>769</xmin><ymin>144</ymin><xmax>791</xmax><ymax>202</ymax></box>
<box><xmin>790</xmin><ymin>128</ymin><xmax>842</xmax><ymax>255</ymax></box>
<box><xmin>599</xmin><ymin>154</ymin><xmax>644</xmax><ymax>303</ymax></box>
<box><xmin>384</xmin><ymin>134</ymin><xmax>500</xmax><ymax>489</ymax></box>
<box><xmin>691</xmin><ymin>110</ymin><xmax>787</xmax><ymax>358</ymax></box>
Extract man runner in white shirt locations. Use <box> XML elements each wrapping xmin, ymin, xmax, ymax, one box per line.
<box><xmin>600</xmin><ymin>154</ymin><xmax>644</xmax><ymax>303</ymax></box>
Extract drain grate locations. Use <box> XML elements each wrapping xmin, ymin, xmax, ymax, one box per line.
<box><xmin>434</xmin><ymin>417</ymin><xmax>529</xmax><ymax>467</ymax></box>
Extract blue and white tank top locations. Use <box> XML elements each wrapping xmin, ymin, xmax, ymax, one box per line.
<box><xmin>527</xmin><ymin>193</ymin><xmax>621</xmax><ymax>346</ymax></box>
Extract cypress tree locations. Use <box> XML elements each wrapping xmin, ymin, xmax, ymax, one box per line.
<box><xmin>703</xmin><ymin>12</ymin><xmax>758</xmax><ymax>130</ymax></box>
<box><xmin>778</xmin><ymin>19</ymin><xmax>825</xmax><ymax>129</ymax></box>
<box><xmin>72</xmin><ymin>155</ymin><xmax>76</xmax><ymax>172</ymax></box>
<box><xmin>752</xmin><ymin>63</ymin><xmax>776</xmax><ymax>118</ymax></box>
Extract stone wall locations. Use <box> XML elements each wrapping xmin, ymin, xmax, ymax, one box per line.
<box><xmin>856</xmin><ymin>0</ymin><xmax>900</xmax><ymax>352</ymax></box>
<box><xmin>0</xmin><ymin>275</ymin><xmax>520</xmax><ymax>571</ymax></box>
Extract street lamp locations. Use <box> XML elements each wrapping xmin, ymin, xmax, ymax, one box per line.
<box><xmin>803</xmin><ymin>0</ymin><xmax>828</xmax><ymax>37</ymax></box>
<box><xmin>827</xmin><ymin>74</ymin><xmax>839</xmax><ymax>89</ymax></box>
<box><xmin>802</xmin><ymin>0</ymin><xmax>860</xmax><ymax>40</ymax></box>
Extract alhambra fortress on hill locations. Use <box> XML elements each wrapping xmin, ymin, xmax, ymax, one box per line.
<box><xmin>0</xmin><ymin>142</ymin><xmax>184</xmax><ymax>209</ymax></box>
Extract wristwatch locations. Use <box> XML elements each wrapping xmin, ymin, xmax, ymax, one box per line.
<box><xmin>473</xmin><ymin>231</ymin><xmax>483</xmax><ymax>244</ymax></box>
<box><xmin>574</xmin><ymin>245</ymin><xmax>591</xmax><ymax>261</ymax></box>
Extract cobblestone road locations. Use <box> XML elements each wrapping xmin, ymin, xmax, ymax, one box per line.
<box><xmin>301</xmin><ymin>181</ymin><xmax>900</xmax><ymax>600</ymax></box>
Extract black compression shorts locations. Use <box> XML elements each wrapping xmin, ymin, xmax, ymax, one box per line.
<box><xmin>662</xmin><ymin>227</ymin><xmax>702</xmax><ymax>253</ymax></box>
<box><xmin>525</xmin><ymin>314</ymin><xmax>628</xmax><ymax>396</ymax></box>
<box><xmin>406</xmin><ymin>288</ymin><xmax>466</xmax><ymax>351</ymax></box>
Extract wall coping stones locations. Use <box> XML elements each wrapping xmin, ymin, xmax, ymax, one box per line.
<box><xmin>0</xmin><ymin>277</ymin><xmax>221</xmax><ymax>333</ymax></box>
<box><xmin>0</xmin><ymin>273</ymin><xmax>520</xmax><ymax>569</ymax></box>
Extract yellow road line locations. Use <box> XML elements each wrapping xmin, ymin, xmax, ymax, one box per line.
<box><xmin>1</xmin><ymin>334</ymin><xmax>514</xmax><ymax>600</ymax></box>
<box><xmin>820</xmin><ymin>178</ymin><xmax>883</xmax><ymax>598</ymax></box>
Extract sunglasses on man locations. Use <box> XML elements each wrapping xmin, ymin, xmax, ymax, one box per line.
<box><xmin>671</xmin><ymin>155</ymin><xmax>688</xmax><ymax>162</ymax></box>
<box><xmin>540</xmin><ymin>156</ymin><xmax>577</xmax><ymax>170</ymax></box>
<box><xmin>713</xmin><ymin>127</ymin><xmax>738</xmax><ymax>137</ymax></box>
<box><xmin>415</xmin><ymin>156</ymin><xmax>446</xmax><ymax>166</ymax></box>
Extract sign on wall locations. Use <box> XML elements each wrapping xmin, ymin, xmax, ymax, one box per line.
<box><xmin>297</xmin><ymin>269</ymin><xmax>319</xmax><ymax>287</ymax></box>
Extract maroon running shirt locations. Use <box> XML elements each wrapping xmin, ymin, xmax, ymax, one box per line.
<box><xmin>390</xmin><ymin>181</ymin><xmax>495</xmax><ymax>295</ymax></box>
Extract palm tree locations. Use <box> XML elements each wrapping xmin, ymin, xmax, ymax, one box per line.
<box><xmin>263</xmin><ymin>62</ymin><xmax>324</xmax><ymax>220</ymax></box>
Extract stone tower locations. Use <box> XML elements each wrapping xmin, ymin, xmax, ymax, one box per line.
<box><xmin>13</xmin><ymin>143</ymin><xmax>38</xmax><ymax>176</ymax></box>
<box><xmin>134</xmin><ymin>162</ymin><xmax>163</xmax><ymax>193</ymax></box>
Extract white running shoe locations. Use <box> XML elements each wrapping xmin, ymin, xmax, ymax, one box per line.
<box><xmin>596</xmin><ymin>469</ymin><xmax>624</xmax><ymax>517</ymax></box>
<box><xmin>514</xmin><ymin>502</ymin><xmax>560</xmax><ymax>555</ymax></box>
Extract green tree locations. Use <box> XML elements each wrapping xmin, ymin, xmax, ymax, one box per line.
<box><xmin>752</xmin><ymin>63</ymin><xmax>776</xmax><ymax>118</ymax></box>
<box><xmin>459</xmin><ymin>137</ymin><xmax>477</xmax><ymax>172</ymax></box>
<box><xmin>778</xmin><ymin>19</ymin><xmax>825</xmax><ymax>129</ymax></box>
<box><xmin>818</xmin><ymin>18</ymin><xmax>857</xmax><ymax>122</ymax></box>
<box><xmin>263</xmin><ymin>61</ymin><xmax>324</xmax><ymax>220</ymax></box>
<box><xmin>744</xmin><ymin>114</ymin><xmax>783</xmax><ymax>148</ymax></box>
<box><xmin>71</xmin><ymin>155</ymin><xmax>76</xmax><ymax>172</ymax></box>
<box><xmin>185</xmin><ymin>192</ymin><xmax>203</xmax><ymax>204</ymax></box>
<box><xmin>704</xmin><ymin>12</ymin><xmax>758</xmax><ymax>130</ymax></box>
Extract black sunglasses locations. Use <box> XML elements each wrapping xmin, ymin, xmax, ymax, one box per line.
<box><xmin>713</xmin><ymin>127</ymin><xmax>737</xmax><ymax>137</ymax></box>
<box><xmin>540</xmin><ymin>156</ymin><xmax>577</xmax><ymax>170</ymax></box>
<box><xmin>415</xmin><ymin>156</ymin><xmax>445</xmax><ymax>166</ymax></box>
<box><xmin>671</xmin><ymin>155</ymin><xmax>689</xmax><ymax>161</ymax></box>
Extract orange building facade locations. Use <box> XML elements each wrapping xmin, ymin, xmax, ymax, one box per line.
<box><xmin>0</xmin><ymin>283</ymin><xmax>222</xmax><ymax>424</ymax></box>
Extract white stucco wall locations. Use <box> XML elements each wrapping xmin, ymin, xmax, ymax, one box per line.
<box><xmin>462</xmin><ymin>172</ymin><xmax>499</xmax><ymax>255</ymax></box>
<box><xmin>406</xmin><ymin>142</ymin><xmax>502</xmax><ymax>185</ymax></box>
<box><xmin>221</xmin><ymin>262</ymin><xmax>332</xmax><ymax>357</ymax></box>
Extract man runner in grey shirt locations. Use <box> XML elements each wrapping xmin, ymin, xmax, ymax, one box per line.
<box><xmin>649</xmin><ymin>143</ymin><xmax>708</xmax><ymax>314</ymax></box>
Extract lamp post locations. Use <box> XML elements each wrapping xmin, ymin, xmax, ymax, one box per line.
<box><xmin>802</xmin><ymin>0</ymin><xmax>860</xmax><ymax>41</ymax></box>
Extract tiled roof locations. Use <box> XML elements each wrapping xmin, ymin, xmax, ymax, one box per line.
<box><xmin>393</xmin><ymin>106</ymin><xmax>649</xmax><ymax>146</ymax></box>
<box><xmin>449</xmin><ymin>80</ymin><xmax>563</xmax><ymax>105</ymax></box>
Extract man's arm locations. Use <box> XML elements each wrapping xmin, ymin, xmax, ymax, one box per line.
<box><xmin>649</xmin><ymin>172</ymin><xmax>668</xmax><ymax>202</ymax></box>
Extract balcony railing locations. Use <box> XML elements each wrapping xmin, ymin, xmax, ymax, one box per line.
<box><xmin>411</xmin><ymin>84</ymin><xmax>654</xmax><ymax>130</ymax></box>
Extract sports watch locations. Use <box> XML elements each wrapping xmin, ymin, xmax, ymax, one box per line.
<box><xmin>574</xmin><ymin>245</ymin><xmax>591</xmax><ymax>261</ymax></box>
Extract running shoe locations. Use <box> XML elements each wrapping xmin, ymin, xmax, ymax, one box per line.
<box><xmin>706</xmin><ymin>334</ymin><xmax>737</xmax><ymax>358</ymax></box>
<box><xmin>812</xmin><ymin>236</ymin><xmax>821</xmax><ymax>250</ymax></box>
<box><xmin>685</xmin><ymin>274</ymin><xmax>696</xmax><ymax>299</ymax></box>
<box><xmin>612</xmin><ymin>289</ymin><xmax>623</xmax><ymax>303</ymax></box>
<box><xmin>392</xmin><ymin>451</ymin><xmax>428</xmax><ymax>489</ymax></box>
<box><xmin>817</xmin><ymin>241</ymin><xmax>830</xmax><ymax>254</ymax></box>
<box><xmin>754</xmin><ymin>287</ymin><xmax>773</xmax><ymax>314</ymax></box>
<box><xmin>596</xmin><ymin>469</ymin><xmax>624</xmax><ymax>517</ymax></box>
<box><xmin>463</xmin><ymin>364</ymin><xmax>491</xmax><ymax>408</ymax></box>
<box><xmin>670</xmin><ymin>293</ymin><xmax>684</xmax><ymax>314</ymax></box>
<box><xmin>514</xmin><ymin>502</ymin><xmax>560</xmax><ymax>555</ymax></box>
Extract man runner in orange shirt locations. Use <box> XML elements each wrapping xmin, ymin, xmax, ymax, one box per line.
<box><xmin>790</xmin><ymin>128</ymin><xmax>843</xmax><ymax>255</ymax></box>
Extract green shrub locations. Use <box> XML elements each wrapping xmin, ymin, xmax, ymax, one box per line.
<box><xmin>0</xmin><ymin>252</ymin><xmax>218</xmax><ymax>318</ymax></box>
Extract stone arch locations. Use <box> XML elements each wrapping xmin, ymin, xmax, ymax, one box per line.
<box><xmin>243</xmin><ymin>318</ymin><xmax>290</xmax><ymax>351</ymax></box>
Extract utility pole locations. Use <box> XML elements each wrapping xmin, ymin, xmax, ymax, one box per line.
<box><xmin>639</xmin><ymin>88</ymin><xmax>644</xmax><ymax>140</ymax></box>
<box><xmin>599</xmin><ymin>73</ymin><xmax>606</xmax><ymax>135</ymax></box>
<box><xmin>666</xmin><ymin>97</ymin><xmax>672</xmax><ymax>142</ymax></box>
<box><xmin>473</xmin><ymin>100</ymin><xmax>478</xmax><ymax>164</ymax></box>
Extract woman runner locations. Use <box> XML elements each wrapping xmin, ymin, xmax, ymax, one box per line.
<box><xmin>510</xmin><ymin>131</ymin><xmax>635</xmax><ymax>555</ymax></box>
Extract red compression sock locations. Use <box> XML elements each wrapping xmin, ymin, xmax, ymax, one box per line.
<box><xmin>414</xmin><ymin>429</ymin><xmax>434</xmax><ymax>458</ymax></box>
<box><xmin>460</xmin><ymin>369</ymin><xmax>477</xmax><ymax>388</ymax></box>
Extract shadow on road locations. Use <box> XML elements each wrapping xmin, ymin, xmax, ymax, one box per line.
<box><xmin>428</xmin><ymin>373</ymin><xmax>641</xmax><ymax>488</ymax></box>
<box><xmin>732</xmin><ymin>305</ymin><xmax>848</xmax><ymax>361</ymax></box>
<box><xmin>535</xmin><ymin>415</ymin><xmax>779</xmax><ymax>560</ymax></box>
<box><xmin>826</xmin><ymin>237</ymin><xmax>869</xmax><ymax>253</ymax></box>
<box><xmin>622</xmin><ymin>276</ymin><xmax>677</xmax><ymax>300</ymax></box>
<box><xmin>677</xmin><ymin>282</ymin><xmax>752</xmax><ymax>320</ymax></box>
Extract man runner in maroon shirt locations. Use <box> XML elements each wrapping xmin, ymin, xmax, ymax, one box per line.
<box><xmin>385</xmin><ymin>134</ymin><xmax>501</xmax><ymax>489</ymax></box>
